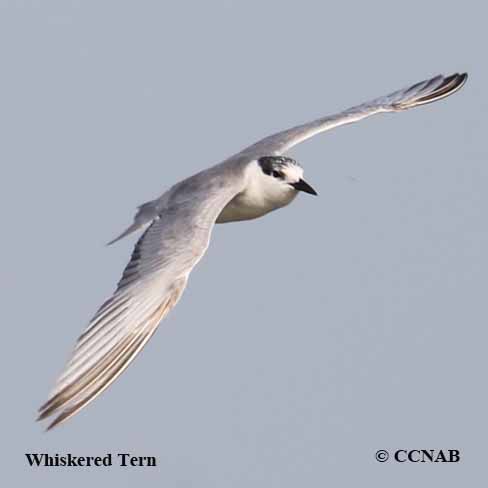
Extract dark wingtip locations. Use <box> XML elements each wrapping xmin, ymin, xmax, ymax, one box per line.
<box><xmin>36</xmin><ymin>407</ymin><xmax>54</xmax><ymax>432</ymax></box>
<box><xmin>410</xmin><ymin>71</ymin><xmax>468</xmax><ymax>107</ymax></box>
<box><xmin>37</xmin><ymin>408</ymin><xmax>50</xmax><ymax>422</ymax></box>
<box><xmin>45</xmin><ymin>418</ymin><xmax>61</xmax><ymax>431</ymax></box>
<box><xmin>444</xmin><ymin>71</ymin><xmax>468</xmax><ymax>96</ymax></box>
<box><xmin>37</xmin><ymin>410</ymin><xmax>69</xmax><ymax>431</ymax></box>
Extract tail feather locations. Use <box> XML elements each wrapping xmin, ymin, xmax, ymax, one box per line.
<box><xmin>107</xmin><ymin>200</ymin><xmax>159</xmax><ymax>245</ymax></box>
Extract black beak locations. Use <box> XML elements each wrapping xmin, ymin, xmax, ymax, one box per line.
<box><xmin>291</xmin><ymin>179</ymin><xmax>318</xmax><ymax>196</ymax></box>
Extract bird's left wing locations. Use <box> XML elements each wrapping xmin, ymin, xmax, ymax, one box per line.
<box><xmin>38</xmin><ymin>164</ymin><xmax>245</xmax><ymax>430</ymax></box>
<box><xmin>242</xmin><ymin>72</ymin><xmax>467</xmax><ymax>156</ymax></box>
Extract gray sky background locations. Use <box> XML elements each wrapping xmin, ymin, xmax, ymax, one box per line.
<box><xmin>1</xmin><ymin>0</ymin><xmax>485</xmax><ymax>486</ymax></box>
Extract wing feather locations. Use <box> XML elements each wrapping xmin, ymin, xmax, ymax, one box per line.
<box><xmin>39</xmin><ymin>293</ymin><xmax>177</xmax><ymax>430</ymax></box>
<box><xmin>242</xmin><ymin>72</ymin><xmax>467</xmax><ymax>156</ymax></box>
<box><xmin>38</xmin><ymin>163</ymin><xmax>245</xmax><ymax>429</ymax></box>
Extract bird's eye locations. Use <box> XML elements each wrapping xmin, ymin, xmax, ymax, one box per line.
<box><xmin>272</xmin><ymin>170</ymin><xmax>281</xmax><ymax>178</ymax></box>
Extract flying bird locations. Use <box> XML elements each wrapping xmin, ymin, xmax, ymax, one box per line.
<box><xmin>38</xmin><ymin>72</ymin><xmax>467</xmax><ymax>430</ymax></box>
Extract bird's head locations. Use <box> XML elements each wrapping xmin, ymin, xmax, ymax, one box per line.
<box><xmin>257</xmin><ymin>156</ymin><xmax>317</xmax><ymax>197</ymax></box>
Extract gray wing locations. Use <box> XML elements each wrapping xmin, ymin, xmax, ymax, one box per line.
<box><xmin>242</xmin><ymin>72</ymin><xmax>467</xmax><ymax>156</ymax></box>
<box><xmin>38</xmin><ymin>167</ymin><xmax>245</xmax><ymax>430</ymax></box>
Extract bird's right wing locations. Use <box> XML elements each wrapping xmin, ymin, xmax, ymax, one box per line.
<box><xmin>38</xmin><ymin>164</ymin><xmax>245</xmax><ymax>430</ymax></box>
<box><xmin>243</xmin><ymin>72</ymin><xmax>467</xmax><ymax>156</ymax></box>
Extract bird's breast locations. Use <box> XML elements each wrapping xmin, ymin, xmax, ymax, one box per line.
<box><xmin>216</xmin><ymin>186</ymin><xmax>297</xmax><ymax>223</ymax></box>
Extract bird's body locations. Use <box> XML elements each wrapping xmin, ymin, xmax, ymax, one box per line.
<box><xmin>38</xmin><ymin>72</ymin><xmax>467</xmax><ymax>430</ymax></box>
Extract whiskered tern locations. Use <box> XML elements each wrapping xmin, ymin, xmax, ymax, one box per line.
<box><xmin>38</xmin><ymin>72</ymin><xmax>467</xmax><ymax>430</ymax></box>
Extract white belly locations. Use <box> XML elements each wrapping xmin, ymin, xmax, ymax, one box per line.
<box><xmin>216</xmin><ymin>187</ymin><xmax>297</xmax><ymax>223</ymax></box>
